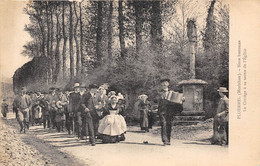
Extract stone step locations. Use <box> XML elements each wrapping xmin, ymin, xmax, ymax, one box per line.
<box><xmin>172</xmin><ymin>116</ymin><xmax>205</xmax><ymax>121</ymax></box>
<box><xmin>172</xmin><ymin>121</ymin><xmax>200</xmax><ymax>126</ymax></box>
<box><xmin>180</xmin><ymin>111</ymin><xmax>205</xmax><ymax>116</ymax></box>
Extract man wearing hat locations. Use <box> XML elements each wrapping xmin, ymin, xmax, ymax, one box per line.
<box><xmin>68</xmin><ymin>83</ymin><xmax>81</xmax><ymax>135</ymax></box>
<box><xmin>156</xmin><ymin>78</ymin><xmax>183</xmax><ymax>146</ymax></box>
<box><xmin>211</xmin><ymin>87</ymin><xmax>229</xmax><ymax>145</ymax></box>
<box><xmin>46</xmin><ymin>87</ymin><xmax>59</xmax><ymax>129</ymax></box>
<box><xmin>80</xmin><ymin>83</ymin><xmax>100</xmax><ymax>146</ymax></box>
<box><xmin>17</xmin><ymin>87</ymin><xmax>32</xmax><ymax>133</ymax></box>
<box><xmin>56</xmin><ymin>88</ymin><xmax>69</xmax><ymax>132</ymax></box>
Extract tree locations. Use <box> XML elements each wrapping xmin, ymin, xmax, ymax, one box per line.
<box><xmin>118</xmin><ymin>1</ymin><xmax>126</xmax><ymax>59</ymax></box>
<box><xmin>74</xmin><ymin>2</ymin><xmax>81</xmax><ymax>76</ymax></box>
<box><xmin>69</xmin><ymin>2</ymin><xmax>75</xmax><ymax>79</ymax></box>
<box><xmin>79</xmin><ymin>1</ymin><xmax>84</xmax><ymax>75</ymax></box>
<box><xmin>62</xmin><ymin>1</ymin><xmax>68</xmax><ymax>79</ymax></box>
<box><xmin>133</xmin><ymin>1</ymin><xmax>144</xmax><ymax>56</ymax></box>
<box><xmin>107</xmin><ymin>1</ymin><xmax>113</xmax><ymax>60</ymax></box>
<box><xmin>54</xmin><ymin>2</ymin><xmax>62</xmax><ymax>83</ymax></box>
<box><xmin>203</xmin><ymin>0</ymin><xmax>216</xmax><ymax>52</ymax></box>
<box><xmin>96</xmin><ymin>1</ymin><xmax>103</xmax><ymax>66</ymax></box>
<box><xmin>150</xmin><ymin>1</ymin><xmax>163</xmax><ymax>53</ymax></box>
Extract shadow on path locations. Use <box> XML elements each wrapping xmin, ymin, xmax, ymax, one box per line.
<box><xmin>120</xmin><ymin>141</ymin><xmax>164</xmax><ymax>147</ymax></box>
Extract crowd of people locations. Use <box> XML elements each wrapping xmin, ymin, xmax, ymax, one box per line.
<box><xmin>11</xmin><ymin>83</ymin><xmax>129</xmax><ymax>146</ymax></box>
<box><xmin>1</xmin><ymin>79</ymin><xmax>229</xmax><ymax>146</ymax></box>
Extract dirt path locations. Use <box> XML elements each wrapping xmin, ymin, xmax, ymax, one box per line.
<box><xmin>1</xmin><ymin>113</ymin><xmax>228</xmax><ymax>166</ymax></box>
<box><xmin>0</xmin><ymin>113</ymin><xmax>85</xmax><ymax>166</ymax></box>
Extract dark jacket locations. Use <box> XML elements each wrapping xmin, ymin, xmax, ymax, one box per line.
<box><xmin>80</xmin><ymin>92</ymin><xmax>99</xmax><ymax>119</ymax></box>
<box><xmin>69</xmin><ymin>92</ymin><xmax>81</xmax><ymax>113</ymax></box>
<box><xmin>157</xmin><ymin>90</ymin><xmax>182</xmax><ymax>115</ymax></box>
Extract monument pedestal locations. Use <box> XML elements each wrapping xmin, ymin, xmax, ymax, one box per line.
<box><xmin>172</xmin><ymin>79</ymin><xmax>207</xmax><ymax>125</ymax></box>
<box><xmin>171</xmin><ymin>19</ymin><xmax>207</xmax><ymax>125</ymax></box>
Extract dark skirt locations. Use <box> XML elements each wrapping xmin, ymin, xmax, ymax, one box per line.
<box><xmin>139</xmin><ymin>109</ymin><xmax>149</xmax><ymax>129</ymax></box>
<box><xmin>101</xmin><ymin>133</ymin><xmax>125</xmax><ymax>143</ymax></box>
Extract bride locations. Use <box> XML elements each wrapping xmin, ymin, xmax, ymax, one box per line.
<box><xmin>98</xmin><ymin>95</ymin><xmax>127</xmax><ymax>143</ymax></box>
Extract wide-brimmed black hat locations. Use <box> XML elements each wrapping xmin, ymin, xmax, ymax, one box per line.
<box><xmin>89</xmin><ymin>84</ymin><xmax>99</xmax><ymax>89</ymax></box>
<box><xmin>49</xmin><ymin>87</ymin><xmax>56</xmax><ymax>91</ymax></box>
<box><xmin>56</xmin><ymin>88</ymin><xmax>63</xmax><ymax>92</ymax></box>
<box><xmin>160</xmin><ymin>78</ymin><xmax>170</xmax><ymax>83</ymax></box>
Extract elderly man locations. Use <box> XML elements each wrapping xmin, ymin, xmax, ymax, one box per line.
<box><xmin>80</xmin><ymin>84</ymin><xmax>100</xmax><ymax>146</ymax></box>
<box><xmin>68</xmin><ymin>83</ymin><xmax>81</xmax><ymax>135</ymax></box>
<box><xmin>17</xmin><ymin>87</ymin><xmax>32</xmax><ymax>133</ymax></box>
<box><xmin>46</xmin><ymin>87</ymin><xmax>59</xmax><ymax>129</ymax></box>
<box><xmin>157</xmin><ymin>79</ymin><xmax>184</xmax><ymax>146</ymax></box>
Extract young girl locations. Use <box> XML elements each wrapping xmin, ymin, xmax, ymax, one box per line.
<box><xmin>98</xmin><ymin>95</ymin><xmax>127</xmax><ymax>143</ymax></box>
<box><xmin>32</xmin><ymin>99</ymin><xmax>42</xmax><ymax>125</ymax></box>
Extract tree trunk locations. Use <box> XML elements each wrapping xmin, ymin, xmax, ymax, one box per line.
<box><xmin>38</xmin><ymin>21</ymin><xmax>45</xmax><ymax>57</ymax></box>
<box><xmin>50</xmin><ymin>9</ymin><xmax>55</xmax><ymax>84</ymax></box>
<box><xmin>96</xmin><ymin>1</ymin><xmax>103</xmax><ymax>66</ymax></box>
<box><xmin>50</xmin><ymin>10</ymin><xmax>54</xmax><ymax>61</ymax></box>
<box><xmin>35</xmin><ymin>9</ymin><xmax>49</xmax><ymax>82</ymax></box>
<box><xmin>107</xmin><ymin>1</ymin><xmax>113</xmax><ymax>60</ymax></box>
<box><xmin>62</xmin><ymin>1</ymin><xmax>68</xmax><ymax>80</ymax></box>
<box><xmin>79</xmin><ymin>2</ymin><xmax>84</xmax><ymax>75</ymax></box>
<box><xmin>134</xmin><ymin>1</ymin><xmax>143</xmax><ymax>56</ymax></box>
<box><xmin>46</xmin><ymin>3</ymin><xmax>50</xmax><ymax>57</ymax></box>
<box><xmin>204</xmin><ymin>0</ymin><xmax>216</xmax><ymax>52</ymax></box>
<box><xmin>69</xmin><ymin>2</ymin><xmax>75</xmax><ymax>79</ymax></box>
<box><xmin>54</xmin><ymin>7</ymin><xmax>62</xmax><ymax>84</ymax></box>
<box><xmin>118</xmin><ymin>1</ymin><xmax>126</xmax><ymax>59</ymax></box>
<box><xmin>74</xmin><ymin>2</ymin><xmax>81</xmax><ymax>77</ymax></box>
<box><xmin>35</xmin><ymin>9</ymin><xmax>45</xmax><ymax>57</ymax></box>
<box><xmin>150</xmin><ymin>1</ymin><xmax>163</xmax><ymax>51</ymax></box>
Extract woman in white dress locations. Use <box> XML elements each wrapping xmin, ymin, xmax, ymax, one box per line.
<box><xmin>98</xmin><ymin>95</ymin><xmax>127</xmax><ymax>143</ymax></box>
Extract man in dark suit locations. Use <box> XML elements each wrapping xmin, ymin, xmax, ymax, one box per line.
<box><xmin>68</xmin><ymin>83</ymin><xmax>81</xmax><ymax>135</ymax></box>
<box><xmin>80</xmin><ymin>84</ymin><xmax>100</xmax><ymax>146</ymax></box>
<box><xmin>46</xmin><ymin>87</ymin><xmax>59</xmax><ymax>129</ymax></box>
<box><xmin>157</xmin><ymin>79</ymin><xmax>183</xmax><ymax>146</ymax></box>
<box><xmin>17</xmin><ymin>87</ymin><xmax>32</xmax><ymax>133</ymax></box>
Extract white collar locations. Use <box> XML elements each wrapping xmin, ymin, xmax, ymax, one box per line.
<box><xmin>90</xmin><ymin>92</ymin><xmax>95</xmax><ymax>97</ymax></box>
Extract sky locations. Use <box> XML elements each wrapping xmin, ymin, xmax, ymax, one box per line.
<box><xmin>0</xmin><ymin>0</ymin><xmax>32</xmax><ymax>79</ymax></box>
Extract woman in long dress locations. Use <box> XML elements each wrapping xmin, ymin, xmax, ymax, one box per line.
<box><xmin>98</xmin><ymin>95</ymin><xmax>127</xmax><ymax>143</ymax></box>
<box><xmin>137</xmin><ymin>94</ymin><xmax>151</xmax><ymax>132</ymax></box>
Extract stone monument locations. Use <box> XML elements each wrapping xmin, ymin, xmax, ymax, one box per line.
<box><xmin>175</xmin><ymin>19</ymin><xmax>207</xmax><ymax>123</ymax></box>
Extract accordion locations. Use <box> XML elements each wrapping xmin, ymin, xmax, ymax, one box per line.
<box><xmin>165</xmin><ymin>91</ymin><xmax>184</xmax><ymax>104</ymax></box>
